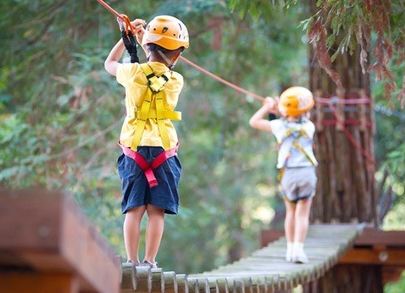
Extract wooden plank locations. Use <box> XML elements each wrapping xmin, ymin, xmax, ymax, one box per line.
<box><xmin>0</xmin><ymin>188</ymin><xmax>61</xmax><ymax>251</ymax></box>
<box><xmin>260</xmin><ymin>226</ymin><xmax>401</xmax><ymax>248</ymax></box>
<box><xmin>122</xmin><ymin>264</ymin><xmax>136</xmax><ymax>290</ymax></box>
<box><xmin>354</xmin><ymin>228</ymin><xmax>405</xmax><ymax>247</ymax></box>
<box><xmin>150</xmin><ymin>268</ymin><xmax>163</xmax><ymax>292</ymax></box>
<box><xmin>0</xmin><ymin>188</ymin><xmax>121</xmax><ymax>293</ymax></box>
<box><xmin>176</xmin><ymin>274</ymin><xmax>189</xmax><ymax>293</ymax></box>
<box><xmin>162</xmin><ymin>271</ymin><xmax>177</xmax><ymax>293</ymax></box>
<box><xmin>134</xmin><ymin>266</ymin><xmax>152</xmax><ymax>292</ymax></box>
<box><xmin>339</xmin><ymin>248</ymin><xmax>405</xmax><ymax>266</ymax></box>
<box><xmin>0</xmin><ymin>272</ymin><xmax>79</xmax><ymax>293</ymax></box>
<box><xmin>59</xmin><ymin>195</ymin><xmax>121</xmax><ymax>293</ymax></box>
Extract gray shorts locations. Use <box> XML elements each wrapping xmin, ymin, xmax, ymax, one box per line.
<box><xmin>280</xmin><ymin>166</ymin><xmax>317</xmax><ymax>203</ymax></box>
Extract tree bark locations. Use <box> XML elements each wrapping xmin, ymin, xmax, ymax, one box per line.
<box><xmin>306</xmin><ymin>0</ymin><xmax>381</xmax><ymax>291</ymax></box>
<box><xmin>309</xmin><ymin>24</ymin><xmax>375</xmax><ymax>224</ymax></box>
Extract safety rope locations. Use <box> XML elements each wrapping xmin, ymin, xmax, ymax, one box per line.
<box><xmin>96</xmin><ymin>0</ymin><xmax>134</xmax><ymax>35</ymax></box>
<box><xmin>96</xmin><ymin>0</ymin><xmax>375</xmax><ymax>165</ymax></box>
<box><xmin>96</xmin><ymin>0</ymin><xmax>376</xmax><ymax>107</ymax></box>
<box><xmin>96</xmin><ymin>0</ymin><xmax>266</xmax><ymax>102</ymax></box>
<box><xmin>327</xmin><ymin>101</ymin><xmax>375</xmax><ymax>167</ymax></box>
<box><xmin>178</xmin><ymin>56</ymin><xmax>265</xmax><ymax>101</ymax></box>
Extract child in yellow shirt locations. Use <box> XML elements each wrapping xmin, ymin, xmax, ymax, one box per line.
<box><xmin>104</xmin><ymin>15</ymin><xmax>189</xmax><ymax>268</ymax></box>
<box><xmin>250</xmin><ymin>87</ymin><xmax>317</xmax><ymax>264</ymax></box>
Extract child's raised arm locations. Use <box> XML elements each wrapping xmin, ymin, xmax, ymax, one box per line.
<box><xmin>104</xmin><ymin>18</ymin><xmax>146</xmax><ymax>76</ymax></box>
<box><xmin>249</xmin><ymin>97</ymin><xmax>278</xmax><ymax>132</ymax></box>
<box><xmin>104</xmin><ymin>39</ymin><xmax>126</xmax><ymax>76</ymax></box>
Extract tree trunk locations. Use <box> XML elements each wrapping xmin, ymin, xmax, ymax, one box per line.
<box><xmin>308</xmin><ymin>9</ymin><xmax>377</xmax><ymax>226</ymax></box>
<box><xmin>306</xmin><ymin>1</ymin><xmax>381</xmax><ymax>292</ymax></box>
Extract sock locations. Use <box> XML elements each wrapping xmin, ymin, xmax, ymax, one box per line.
<box><xmin>293</xmin><ymin>242</ymin><xmax>304</xmax><ymax>254</ymax></box>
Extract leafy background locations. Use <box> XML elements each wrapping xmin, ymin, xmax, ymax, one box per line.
<box><xmin>0</xmin><ymin>0</ymin><xmax>403</xmax><ymax>290</ymax></box>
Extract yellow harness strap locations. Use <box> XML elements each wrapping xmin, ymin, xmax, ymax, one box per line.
<box><xmin>131</xmin><ymin>64</ymin><xmax>181</xmax><ymax>150</ymax></box>
<box><xmin>136</xmin><ymin>109</ymin><xmax>181</xmax><ymax>121</ymax></box>
<box><xmin>280</xmin><ymin>128</ymin><xmax>318</xmax><ymax>167</ymax></box>
<box><xmin>292</xmin><ymin>139</ymin><xmax>317</xmax><ymax>166</ymax></box>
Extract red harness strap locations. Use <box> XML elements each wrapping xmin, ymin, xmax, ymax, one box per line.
<box><xmin>120</xmin><ymin>144</ymin><xmax>178</xmax><ymax>188</ymax></box>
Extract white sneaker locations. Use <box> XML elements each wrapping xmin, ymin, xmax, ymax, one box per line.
<box><xmin>293</xmin><ymin>248</ymin><xmax>309</xmax><ymax>264</ymax></box>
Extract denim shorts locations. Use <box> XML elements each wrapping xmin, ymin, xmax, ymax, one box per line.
<box><xmin>280</xmin><ymin>166</ymin><xmax>317</xmax><ymax>203</ymax></box>
<box><xmin>118</xmin><ymin>146</ymin><xmax>182</xmax><ymax>215</ymax></box>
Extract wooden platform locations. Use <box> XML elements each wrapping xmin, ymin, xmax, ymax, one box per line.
<box><xmin>121</xmin><ymin>224</ymin><xmax>363</xmax><ymax>292</ymax></box>
<box><xmin>262</xmin><ymin>227</ymin><xmax>405</xmax><ymax>284</ymax></box>
<box><xmin>0</xmin><ymin>188</ymin><xmax>121</xmax><ymax>293</ymax></box>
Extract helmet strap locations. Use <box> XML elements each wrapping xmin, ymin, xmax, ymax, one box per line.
<box><xmin>157</xmin><ymin>49</ymin><xmax>181</xmax><ymax>69</ymax></box>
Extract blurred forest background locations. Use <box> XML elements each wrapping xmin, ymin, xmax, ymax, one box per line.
<box><xmin>0</xmin><ymin>0</ymin><xmax>404</xmax><ymax>290</ymax></box>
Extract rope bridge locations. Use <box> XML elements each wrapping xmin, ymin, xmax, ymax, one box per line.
<box><xmin>3</xmin><ymin>189</ymin><xmax>404</xmax><ymax>293</ymax></box>
<box><xmin>121</xmin><ymin>225</ymin><xmax>363</xmax><ymax>293</ymax></box>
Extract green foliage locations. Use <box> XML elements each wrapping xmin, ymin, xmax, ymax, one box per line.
<box><xmin>0</xmin><ymin>0</ymin><xmax>307</xmax><ymax>272</ymax></box>
<box><xmin>385</xmin><ymin>272</ymin><xmax>405</xmax><ymax>293</ymax></box>
<box><xmin>1</xmin><ymin>1</ymin><xmax>403</xmax><ymax>283</ymax></box>
<box><xmin>230</xmin><ymin>0</ymin><xmax>405</xmax><ymax>99</ymax></box>
<box><xmin>373</xmin><ymin>48</ymin><xmax>404</xmax><ymax>233</ymax></box>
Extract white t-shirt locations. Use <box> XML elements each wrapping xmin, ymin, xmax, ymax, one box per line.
<box><xmin>269</xmin><ymin>118</ymin><xmax>317</xmax><ymax>169</ymax></box>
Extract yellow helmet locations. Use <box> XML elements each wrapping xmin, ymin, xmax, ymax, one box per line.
<box><xmin>278</xmin><ymin>86</ymin><xmax>314</xmax><ymax>117</ymax></box>
<box><xmin>142</xmin><ymin>15</ymin><xmax>189</xmax><ymax>50</ymax></box>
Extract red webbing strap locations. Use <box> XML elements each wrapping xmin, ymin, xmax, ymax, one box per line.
<box><xmin>327</xmin><ymin>103</ymin><xmax>375</xmax><ymax>167</ymax></box>
<box><xmin>119</xmin><ymin>144</ymin><xmax>178</xmax><ymax>188</ymax></box>
<box><xmin>150</xmin><ymin>146</ymin><xmax>178</xmax><ymax>169</ymax></box>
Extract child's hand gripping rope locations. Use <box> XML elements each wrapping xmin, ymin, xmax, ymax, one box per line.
<box><xmin>117</xmin><ymin>17</ymin><xmax>146</xmax><ymax>63</ymax></box>
<box><xmin>263</xmin><ymin>96</ymin><xmax>280</xmax><ymax>114</ymax></box>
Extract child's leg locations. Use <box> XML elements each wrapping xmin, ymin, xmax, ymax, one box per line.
<box><xmin>284</xmin><ymin>199</ymin><xmax>296</xmax><ymax>242</ymax></box>
<box><xmin>124</xmin><ymin>206</ymin><xmax>146</xmax><ymax>263</ymax></box>
<box><xmin>294</xmin><ymin>198</ymin><xmax>312</xmax><ymax>242</ymax></box>
<box><xmin>292</xmin><ymin>198</ymin><xmax>312</xmax><ymax>263</ymax></box>
<box><xmin>284</xmin><ymin>199</ymin><xmax>296</xmax><ymax>261</ymax></box>
<box><xmin>144</xmin><ymin>204</ymin><xmax>165</xmax><ymax>263</ymax></box>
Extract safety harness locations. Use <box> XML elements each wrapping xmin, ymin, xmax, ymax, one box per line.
<box><xmin>280</xmin><ymin>128</ymin><xmax>317</xmax><ymax>166</ymax></box>
<box><xmin>120</xmin><ymin>63</ymin><xmax>182</xmax><ymax>188</ymax></box>
<box><xmin>131</xmin><ymin>64</ymin><xmax>181</xmax><ymax>150</ymax></box>
<box><xmin>277</xmin><ymin>120</ymin><xmax>317</xmax><ymax>181</ymax></box>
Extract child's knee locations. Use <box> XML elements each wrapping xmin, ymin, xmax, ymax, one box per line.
<box><xmin>285</xmin><ymin>209</ymin><xmax>295</xmax><ymax>218</ymax></box>
<box><xmin>297</xmin><ymin>198</ymin><xmax>313</xmax><ymax>211</ymax></box>
<box><xmin>146</xmin><ymin>204</ymin><xmax>165</xmax><ymax>216</ymax></box>
<box><xmin>125</xmin><ymin>206</ymin><xmax>146</xmax><ymax>219</ymax></box>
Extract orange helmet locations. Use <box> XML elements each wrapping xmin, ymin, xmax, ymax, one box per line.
<box><xmin>142</xmin><ymin>15</ymin><xmax>189</xmax><ymax>50</ymax></box>
<box><xmin>278</xmin><ymin>86</ymin><xmax>314</xmax><ymax>117</ymax></box>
